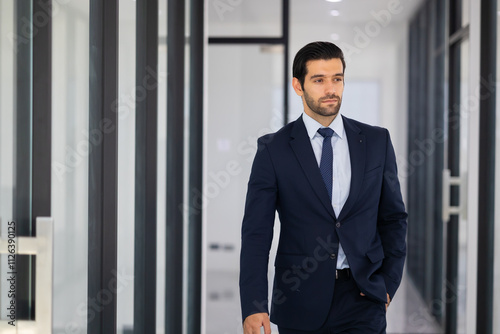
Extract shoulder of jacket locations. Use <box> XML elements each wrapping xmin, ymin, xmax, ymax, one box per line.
<box><xmin>257</xmin><ymin>120</ymin><xmax>296</xmax><ymax>146</ymax></box>
<box><xmin>343</xmin><ymin>116</ymin><xmax>389</xmax><ymax>137</ymax></box>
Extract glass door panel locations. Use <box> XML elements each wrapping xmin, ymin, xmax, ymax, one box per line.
<box><xmin>206</xmin><ymin>44</ymin><xmax>284</xmax><ymax>333</ymax></box>
<box><xmin>117</xmin><ymin>1</ymin><xmax>136</xmax><ymax>332</ymax></box>
<box><xmin>51</xmin><ymin>1</ymin><xmax>90</xmax><ymax>331</ymax></box>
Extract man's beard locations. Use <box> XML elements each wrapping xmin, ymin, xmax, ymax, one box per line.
<box><xmin>303</xmin><ymin>90</ymin><xmax>342</xmax><ymax>117</ymax></box>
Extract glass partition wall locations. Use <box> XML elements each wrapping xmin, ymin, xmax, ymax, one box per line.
<box><xmin>408</xmin><ymin>1</ymin><xmax>498</xmax><ymax>334</ymax></box>
<box><xmin>0</xmin><ymin>0</ymin><xmax>198</xmax><ymax>332</ymax></box>
<box><xmin>206</xmin><ymin>1</ymin><xmax>288</xmax><ymax>332</ymax></box>
<box><xmin>206</xmin><ymin>45</ymin><xmax>284</xmax><ymax>333</ymax></box>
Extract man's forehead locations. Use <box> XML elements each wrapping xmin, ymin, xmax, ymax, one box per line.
<box><xmin>305</xmin><ymin>58</ymin><xmax>343</xmax><ymax>75</ymax></box>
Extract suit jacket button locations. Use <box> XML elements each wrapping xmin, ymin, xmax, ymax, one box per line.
<box><xmin>330</xmin><ymin>254</ymin><xmax>336</xmax><ymax>260</ymax></box>
<box><xmin>336</xmin><ymin>222</ymin><xmax>341</xmax><ymax>228</ymax></box>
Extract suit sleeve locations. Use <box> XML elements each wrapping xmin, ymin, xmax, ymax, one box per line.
<box><xmin>239</xmin><ymin>136</ymin><xmax>278</xmax><ymax>321</ymax></box>
<box><xmin>377</xmin><ymin>129</ymin><xmax>408</xmax><ymax>300</ymax></box>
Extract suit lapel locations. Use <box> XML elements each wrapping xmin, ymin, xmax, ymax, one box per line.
<box><xmin>290</xmin><ymin>116</ymin><xmax>336</xmax><ymax>219</ymax></box>
<box><xmin>338</xmin><ymin>116</ymin><xmax>366</xmax><ymax>221</ymax></box>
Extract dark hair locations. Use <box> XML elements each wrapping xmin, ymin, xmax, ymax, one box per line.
<box><xmin>292</xmin><ymin>41</ymin><xmax>346</xmax><ymax>88</ymax></box>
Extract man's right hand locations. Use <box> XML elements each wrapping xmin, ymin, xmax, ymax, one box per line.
<box><xmin>243</xmin><ymin>312</ymin><xmax>272</xmax><ymax>334</ymax></box>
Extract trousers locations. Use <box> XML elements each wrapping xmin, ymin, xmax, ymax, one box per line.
<box><xmin>278</xmin><ymin>272</ymin><xmax>387</xmax><ymax>334</ymax></box>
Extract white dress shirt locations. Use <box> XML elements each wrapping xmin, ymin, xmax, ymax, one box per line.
<box><xmin>302</xmin><ymin>112</ymin><xmax>351</xmax><ymax>269</ymax></box>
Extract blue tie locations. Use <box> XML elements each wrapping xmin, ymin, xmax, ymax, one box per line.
<box><xmin>318</xmin><ymin>128</ymin><xmax>334</xmax><ymax>200</ymax></box>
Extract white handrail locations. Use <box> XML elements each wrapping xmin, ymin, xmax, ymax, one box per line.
<box><xmin>0</xmin><ymin>217</ymin><xmax>53</xmax><ymax>334</ymax></box>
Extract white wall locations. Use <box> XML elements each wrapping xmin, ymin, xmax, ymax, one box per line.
<box><xmin>290</xmin><ymin>20</ymin><xmax>409</xmax><ymax>198</ymax></box>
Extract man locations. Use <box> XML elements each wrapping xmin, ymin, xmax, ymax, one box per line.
<box><xmin>239</xmin><ymin>41</ymin><xmax>407</xmax><ymax>334</ymax></box>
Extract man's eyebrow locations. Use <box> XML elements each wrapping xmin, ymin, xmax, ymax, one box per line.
<box><xmin>309</xmin><ymin>73</ymin><xmax>344</xmax><ymax>79</ymax></box>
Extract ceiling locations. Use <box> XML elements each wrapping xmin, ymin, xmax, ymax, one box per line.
<box><xmin>291</xmin><ymin>0</ymin><xmax>425</xmax><ymax>24</ymax></box>
<box><xmin>208</xmin><ymin>0</ymin><xmax>425</xmax><ymax>25</ymax></box>
<box><xmin>64</xmin><ymin>0</ymin><xmax>426</xmax><ymax>34</ymax></box>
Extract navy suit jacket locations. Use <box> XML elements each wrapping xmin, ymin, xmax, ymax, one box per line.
<box><xmin>239</xmin><ymin>115</ymin><xmax>407</xmax><ymax>331</ymax></box>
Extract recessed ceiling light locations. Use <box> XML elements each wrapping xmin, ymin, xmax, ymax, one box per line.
<box><xmin>330</xmin><ymin>10</ymin><xmax>340</xmax><ymax>16</ymax></box>
<box><xmin>330</xmin><ymin>33</ymin><xmax>340</xmax><ymax>41</ymax></box>
<box><xmin>326</xmin><ymin>0</ymin><xmax>342</xmax><ymax>2</ymax></box>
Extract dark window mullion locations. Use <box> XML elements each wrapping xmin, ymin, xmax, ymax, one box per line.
<box><xmin>424</xmin><ymin>0</ymin><xmax>436</xmax><ymax>306</ymax></box>
<box><xmin>166</xmin><ymin>0</ymin><xmax>185</xmax><ymax>332</ymax></box>
<box><xmin>449</xmin><ymin>0</ymin><xmax>462</xmax><ymax>34</ymax></box>
<box><xmin>432</xmin><ymin>0</ymin><xmax>446</xmax><ymax>323</ymax></box>
<box><xmin>407</xmin><ymin>18</ymin><xmax>417</xmax><ymax>287</ymax></box>
<box><xmin>88</xmin><ymin>0</ymin><xmax>119</xmax><ymax>333</ymax></box>
<box><xmin>30</xmin><ymin>0</ymin><xmax>53</xmax><ymax>322</ymax></box>
<box><xmin>187</xmin><ymin>0</ymin><xmax>204</xmax><ymax>333</ymax></box>
<box><xmin>134</xmin><ymin>0</ymin><xmax>159</xmax><ymax>333</ymax></box>
<box><xmin>445</xmin><ymin>36</ymin><xmax>461</xmax><ymax>334</ymax></box>
<box><xmin>283</xmin><ymin>0</ymin><xmax>289</xmax><ymax>125</ymax></box>
<box><xmin>444</xmin><ymin>3</ymin><xmax>465</xmax><ymax>334</ymax></box>
<box><xmin>32</xmin><ymin>0</ymin><xmax>52</xmax><ymax>231</ymax></box>
<box><xmin>476</xmin><ymin>0</ymin><xmax>497</xmax><ymax>333</ymax></box>
<box><xmin>14</xmin><ymin>0</ymin><xmax>33</xmax><ymax>320</ymax></box>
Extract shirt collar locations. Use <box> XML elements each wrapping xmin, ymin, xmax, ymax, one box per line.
<box><xmin>302</xmin><ymin>112</ymin><xmax>345</xmax><ymax>140</ymax></box>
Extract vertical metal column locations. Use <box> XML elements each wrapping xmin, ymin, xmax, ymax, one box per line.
<box><xmin>88</xmin><ymin>0</ymin><xmax>119</xmax><ymax>333</ymax></box>
<box><xmin>31</xmin><ymin>0</ymin><xmax>53</xmax><ymax>321</ymax></box>
<box><xmin>445</xmin><ymin>45</ymin><xmax>460</xmax><ymax>334</ymax></box>
<box><xmin>187</xmin><ymin>0</ymin><xmax>204</xmax><ymax>333</ymax></box>
<box><xmin>416</xmin><ymin>10</ymin><xmax>427</xmax><ymax>293</ymax></box>
<box><xmin>134</xmin><ymin>0</ymin><xmax>158</xmax><ymax>333</ymax></box>
<box><xmin>13</xmin><ymin>0</ymin><xmax>52</xmax><ymax>320</ymax></box>
<box><xmin>166</xmin><ymin>0</ymin><xmax>185</xmax><ymax>332</ymax></box>
<box><xmin>14</xmin><ymin>0</ymin><xmax>52</xmax><ymax>320</ymax></box>
<box><xmin>445</xmin><ymin>2</ymin><xmax>462</xmax><ymax>332</ymax></box>
<box><xmin>283</xmin><ymin>0</ymin><xmax>290</xmax><ymax>125</ymax></box>
<box><xmin>32</xmin><ymin>0</ymin><xmax>52</xmax><ymax>235</ymax></box>
<box><xmin>476</xmin><ymin>0</ymin><xmax>497</xmax><ymax>333</ymax></box>
<box><xmin>406</xmin><ymin>18</ymin><xmax>417</xmax><ymax>287</ymax></box>
<box><xmin>432</xmin><ymin>0</ymin><xmax>446</xmax><ymax>322</ymax></box>
<box><xmin>422</xmin><ymin>3</ymin><xmax>434</xmax><ymax>303</ymax></box>
<box><xmin>445</xmin><ymin>39</ymin><xmax>461</xmax><ymax>334</ymax></box>
<box><xmin>14</xmin><ymin>0</ymin><xmax>33</xmax><ymax>320</ymax></box>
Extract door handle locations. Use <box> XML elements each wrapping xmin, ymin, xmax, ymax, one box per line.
<box><xmin>442</xmin><ymin>169</ymin><xmax>462</xmax><ymax>222</ymax></box>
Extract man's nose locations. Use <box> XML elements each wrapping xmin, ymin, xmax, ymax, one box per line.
<box><xmin>325</xmin><ymin>81</ymin><xmax>336</xmax><ymax>95</ymax></box>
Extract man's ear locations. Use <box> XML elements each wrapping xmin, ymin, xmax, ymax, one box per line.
<box><xmin>292</xmin><ymin>77</ymin><xmax>303</xmax><ymax>96</ymax></box>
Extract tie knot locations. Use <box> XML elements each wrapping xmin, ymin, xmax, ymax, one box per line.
<box><xmin>318</xmin><ymin>127</ymin><xmax>334</xmax><ymax>139</ymax></box>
